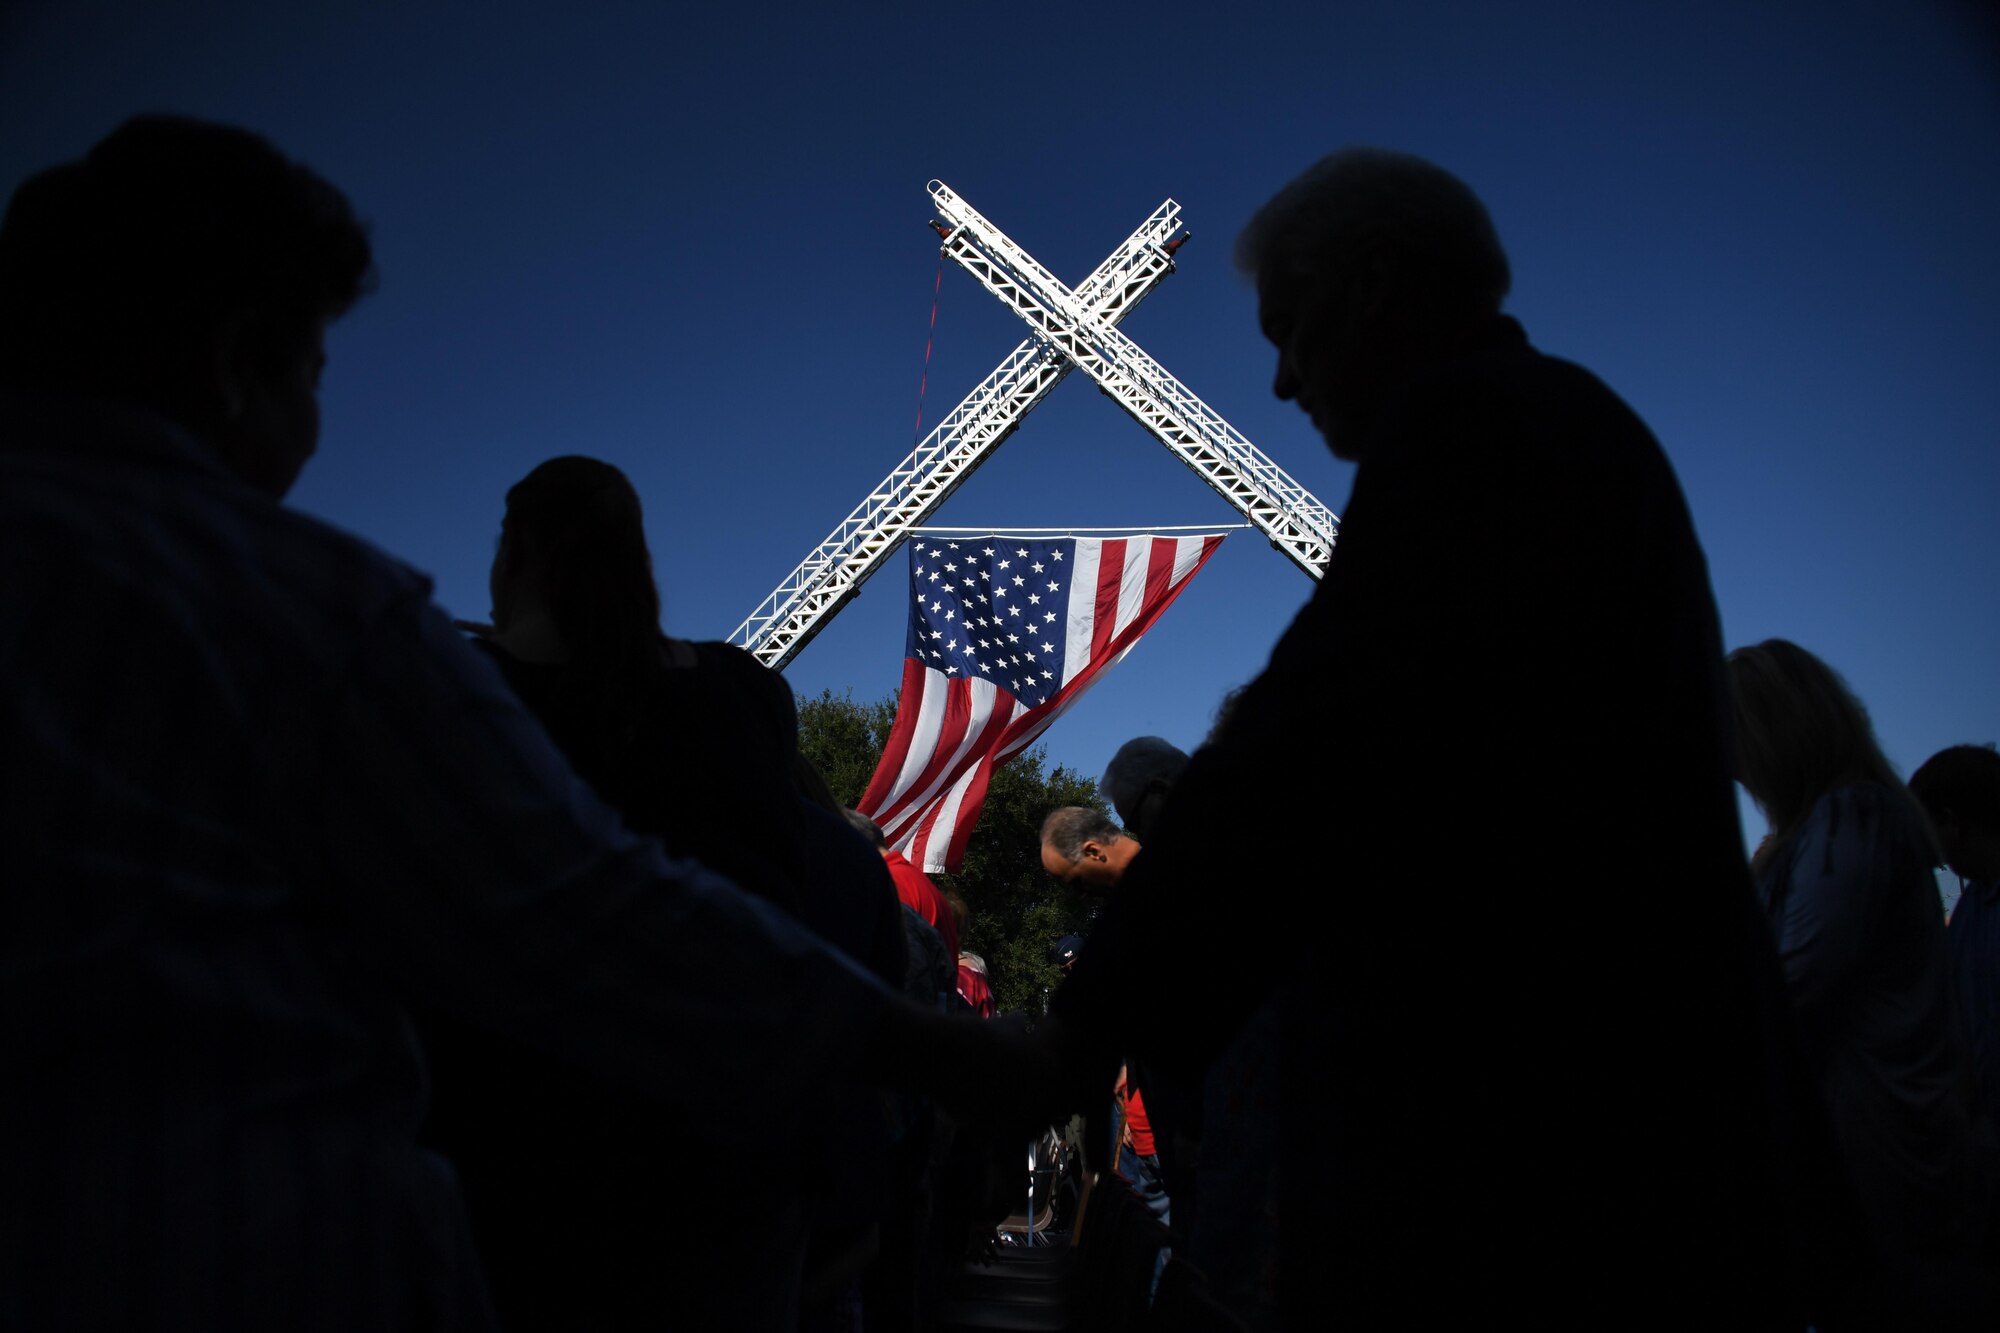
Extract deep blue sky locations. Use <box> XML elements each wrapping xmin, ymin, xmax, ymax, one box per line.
<box><xmin>5</xmin><ymin>2</ymin><xmax>1995</xmax><ymax>854</ymax></box>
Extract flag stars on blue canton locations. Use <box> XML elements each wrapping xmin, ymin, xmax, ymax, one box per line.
<box><xmin>903</xmin><ymin>534</ymin><xmax>1119</xmax><ymax>707</ymax></box>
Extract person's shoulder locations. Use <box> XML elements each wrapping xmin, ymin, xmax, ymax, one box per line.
<box><xmin>682</xmin><ymin>638</ymin><xmax>773</xmax><ymax>680</ymax></box>
<box><xmin>6</xmin><ymin>393</ymin><xmax>433</xmax><ymax>613</ymax></box>
<box><xmin>685</xmin><ymin>638</ymin><xmax>786</xmax><ymax>686</ymax></box>
<box><xmin>1799</xmin><ymin>782</ymin><xmax>1934</xmax><ymax>856</ymax></box>
<box><xmin>1514</xmin><ymin>340</ymin><xmax>1670</xmax><ymax>460</ymax></box>
<box><xmin>1814</xmin><ymin>781</ymin><xmax>1905</xmax><ymax>821</ymax></box>
<box><xmin>468</xmin><ymin>635</ymin><xmax>557</xmax><ymax>695</ymax></box>
<box><xmin>885</xmin><ymin>848</ymin><xmax>940</xmax><ymax>891</ymax></box>
<box><xmin>1367</xmin><ymin>319</ymin><xmax>1660</xmax><ymax>486</ymax></box>
<box><xmin>682</xmin><ymin>637</ymin><xmax>798</xmax><ymax>739</ymax></box>
<box><xmin>259</xmin><ymin>499</ymin><xmax>434</xmax><ymax>600</ymax></box>
<box><xmin>687</xmin><ymin>638</ymin><xmax>759</xmax><ymax>663</ymax></box>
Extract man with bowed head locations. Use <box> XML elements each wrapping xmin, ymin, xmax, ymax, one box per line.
<box><xmin>0</xmin><ymin>116</ymin><xmax>1022</xmax><ymax>1331</ymax></box>
<box><xmin>1048</xmin><ymin>149</ymin><xmax>1817</xmax><ymax>1325</ymax></box>
<box><xmin>1911</xmin><ymin>743</ymin><xmax>2000</xmax><ymax>1140</ymax></box>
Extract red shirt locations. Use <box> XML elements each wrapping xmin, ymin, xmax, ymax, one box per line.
<box><xmin>956</xmin><ymin>960</ymin><xmax>997</xmax><ymax>1018</ymax></box>
<box><xmin>1116</xmin><ymin>1067</ymin><xmax>1156</xmax><ymax>1157</ymax></box>
<box><xmin>882</xmin><ymin>849</ymin><xmax>960</xmax><ymax>958</ymax></box>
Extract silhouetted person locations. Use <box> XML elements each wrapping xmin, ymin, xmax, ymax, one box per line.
<box><xmin>420</xmin><ymin>455</ymin><xmax>830</xmax><ymax>1331</ymax></box>
<box><xmin>1098</xmin><ymin>729</ymin><xmax>1280</xmax><ymax>1331</ymax></box>
<box><xmin>1732</xmin><ymin>645</ymin><xmax>1992</xmax><ymax>1323</ymax></box>
<box><xmin>849</xmin><ymin>808</ymin><xmax>961</xmax><ymax>963</ymax></box>
<box><xmin>791</xmin><ymin>756</ymin><xmax>914</xmax><ymax>1333</ymax></box>
<box><xmin>0</xmin><ymin>115</ymin><xmax>1003</xmax><ymax>1332</ymax></box>
<box><xmin>478</xmin><ymin>454</ymin><xmax>807</xmax><ymax>909</ymax></box>
<box><xmin>1100</xmin><ymin>736</ymin><xmax>1190</xmax><ymax>841</ymax></box>
<box><xmin>1910</xmin><ymin>743</ymin><xmax>2000</xmax><ymax>1139</ymax></box>
<box><xmin>1039</xmin><ymin>809</ymin><xmax>1170</xmax><ymax>1211</ymax></box>
<box><xmin>956</xmin><ymin>950</ymin><xmax>997</xmax><ymax>1018</ymax></box>
<box><xmin>1050</xmin><ymin>148</ymin><xmax>1814</xmax><ymax>1327</ymax></box>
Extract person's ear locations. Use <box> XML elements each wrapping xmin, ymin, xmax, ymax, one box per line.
<box><xmin>1081</xmin><ymin>840</ymin><xmax>1109</xmax><ymax>863</ymax></box>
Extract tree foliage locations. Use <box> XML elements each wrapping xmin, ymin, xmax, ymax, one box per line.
<box><xmin>795</xmin><ymin>688</ymin><xmax>1104</xmax><ymax>1019</ymax></box>
<box><xmin>796</xmin><ymin>688</ymin><xmax>898</xmax><ymax>808</ymax></box>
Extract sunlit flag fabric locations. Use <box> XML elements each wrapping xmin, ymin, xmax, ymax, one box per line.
<box><xmin>858</xmin><ymin>530</ymin><xmax>1226</xmax><ymax>872</ymax></box>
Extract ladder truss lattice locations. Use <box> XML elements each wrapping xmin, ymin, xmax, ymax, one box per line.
<box><xmin>729</xmin><ymin>184</ymin><xmax>1338</xmax><ymax>669</ymax></box>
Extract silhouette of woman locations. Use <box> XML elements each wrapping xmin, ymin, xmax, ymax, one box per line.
<box><xmin>428</xmin><ymin>455</ymin><xmax>815</xmax><ymax>1332</ymax></box>
<box><xmin>1729</xmin><ymin>638</ymin><xmax>1991</xmax><ymax>1322</ymax></box>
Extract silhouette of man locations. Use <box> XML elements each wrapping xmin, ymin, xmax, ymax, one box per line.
<box><xmin>0</xmin><ymin>116</ymin><xmax>998</xmax><ymax>1331</ymax></box>
<box><xmin>1050</xmin><ymin>149</ymin><xmax>1804</xmax><ymax>1326</ymax></box>
<box><xmin>849</xmin><ymin>809</ymin><xmax>962</xmax><ymax>960</ymax></box>
<box><xmin>1038</xmin><ymin>807</ymin><xmax>1171</xmax><ymax>1224</ymax></box>
<box><xmin>1911</xmin><ymin>744</ymin><xmax>2000</xmax><ymax>1138</ymax></box>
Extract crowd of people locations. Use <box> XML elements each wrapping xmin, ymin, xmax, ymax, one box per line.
<box><xmin>1</xmin><ymin>115</ymin><xmax>1994</xmax><ymax>1332</ymax></box>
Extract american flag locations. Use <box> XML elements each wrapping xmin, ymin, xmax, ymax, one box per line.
<box><xmin>857</xmin><ymin>530</ymin><xmax>1226</xmax><ymax>873</ymax></box>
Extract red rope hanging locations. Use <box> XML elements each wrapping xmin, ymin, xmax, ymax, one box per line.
<box><xmin>911</xmin><ymin>248</ymin><xmax>945</xmax><ymax>443</ymax></box>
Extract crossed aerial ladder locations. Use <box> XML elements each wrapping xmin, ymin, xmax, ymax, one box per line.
<box><xmin>728</xmin><ymin>182</ymin><xmax>1341</xmax><ymax>670</ymax></box>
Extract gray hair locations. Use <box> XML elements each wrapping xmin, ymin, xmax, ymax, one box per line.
<box><xmin>1206</xmin><ymin>685</ymin><xmax>1248</xmax><ymax>747</ymax></box>
<box><xmin>1039</xmin><ymin>805</ymin><xmax>1124</xmax><ymax>862</ymax></box>
<box><xmin>1101</xmin><ymin>736</ymin><xmax>1189</xmax><ymax>828</ymax></box>
<box><xmin>1234</xmin><ymin>147</ymin><xmax>1510</xmax><ymax>317</ymax></box>
<box><xmin>843</xmin><ymin>808</ymin><xmax>888</xmax><ymax>848</ymax></box>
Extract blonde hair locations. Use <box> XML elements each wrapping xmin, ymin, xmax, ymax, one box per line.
<box><xmin>1727</xmin><ymin>639</ymin><xmax>1930</xmax><ymax>872</ymax></box>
